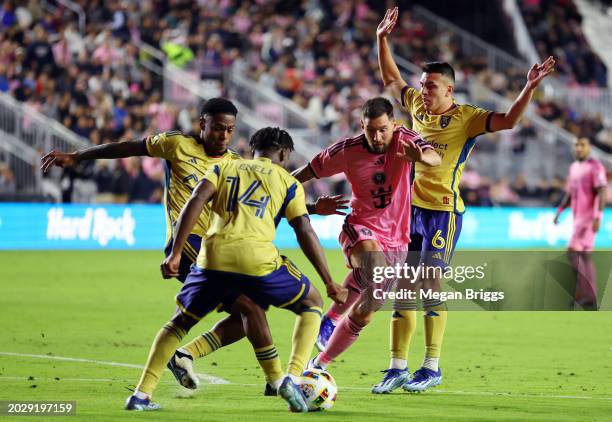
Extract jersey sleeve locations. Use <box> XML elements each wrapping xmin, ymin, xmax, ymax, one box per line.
<box><xmin>400</xmin><ymin>85</ymin><xmax>418</xmax><ymax>113</ymax></box>
<box><xmin>414</xmin><ymin>136</ymin><xmax>433</xmax><ymax>151</ymax></box>
<box><xmin>593</xmin><ymin>161</ymin><xmax>607</xmax><ymax>189</ymax></box>
<box><xmin>309</xmin><ymin>141</ymin><xmax>346</xmax><ymax>178</ymax></box>
<box><xmin>144</xmin><ymin>132</ymin><xmax>179</xmax><ymax>160</ymax></box>
<box><xmin>465</xmin><ymin>105</ymin><xmax>494</xmax><ymax>138</ymax></box>
<box><xmin>203</xmin><ymin>162</ymin><xmax>223</xmax><ymax>188</ymax></box>
<box><xmin>283</xmin><ymin>181</ymin><xmax>308</xmax><ymax>221</ymax></box>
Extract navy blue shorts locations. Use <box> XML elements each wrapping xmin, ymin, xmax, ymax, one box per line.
<box><xmin>409</xmin><ymin>206</ymin><xmax>462</xmax><ymax>268</ymax></box>
<box><xmin>175</xmin><ymin>256</ymin><xmax>311</xmax><ymax>320</ymax></box>
<box><xmin>164</xmin><ymin>234</ymin><xmax>202</xmax><ymax>283</ymax></box>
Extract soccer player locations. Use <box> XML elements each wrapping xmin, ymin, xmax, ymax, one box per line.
<box><xmin>359</xmin><ymin>7</ymin><xmax>556</xmax><ymax>393</ymax></box>
<box><xmin>554</xmin><ymin>137</ymin><xmax>607</xmax><ymax>309</ymax></box>
<box><xmin>293</xmin><ymin>97</ymin><xmax>440</xmax><ymax>373</ymax></box>
<box><xmin>125</xmin><ymin>127</ymin><xmax>347</xmax><ymax>412</ymax></box>
<box><xmin>41</xmin><ymin>99</ymin><xmax>344</xmax><ymax>395</ymax></box>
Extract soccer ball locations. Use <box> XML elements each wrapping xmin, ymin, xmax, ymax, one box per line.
<box><xmin>299</xmin><ymin>368</ymin><xmax>337</xmax><ymax>411</ymax></box>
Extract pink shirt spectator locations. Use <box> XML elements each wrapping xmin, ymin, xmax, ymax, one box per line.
<box><xmin>309</xmin><ymin>127</ymin><xmax>432</xmax><ymax>248</ymax></box>
<box><xmin>567</xmin><ymin>158</ymin><xmax>606</xmax><ymax>226</ymax></box>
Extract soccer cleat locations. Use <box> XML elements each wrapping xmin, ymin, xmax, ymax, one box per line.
<box><xmin>264</xmin><ymin>382</ymin><xmax>277</xmax><ymax>396</ymax></box>
<box><xmin>124</xmin><ymin>395</ymin><xmax>161</xmax><ymax>411</ymax></box>
<box><xmin>278</xmin><ymin>376</ymin><xmax>308</xmax><ymax>413</ymax></box>
<box><xmin>167</xmin><ymin>350</ymin><xmax>199</xmax><ymax>389</ymax></box>
<box><xmin>316</xmin><ymin>315</ymin><xmax>336</xmax><ymax>351</ymax></box>
<box><xmin>307</xmin><ymin>357</ymin><xmax>323</xmax><ymax>370</ymax></box>
<box><xmin>402</xmin><ymin>367</ymin><xmax>442</xmax><ymax>392</ymax></box>
<box><xmin>371</xmin><ymin>368</ymin><xmax>410</xmax><ymax>394</ymax></box>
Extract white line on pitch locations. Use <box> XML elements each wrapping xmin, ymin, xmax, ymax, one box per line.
<box><xmin>2</xmin><ymin>352</ymin><xmax>610</xmax><ymax>401</ymax></box>
<box><xmin>0</xmin><ymin>351</ymin><xmax>229</xmax><ymax>385</ymax></box>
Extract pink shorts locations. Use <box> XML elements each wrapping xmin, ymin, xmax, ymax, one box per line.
<box><xmin>339</xmin><ymin>220</ymin><xmax>408</xmax><ymax>307</ymax></box>
<box><xmin>569</xmin><ymin>224</ymin><xmax>595</xmax><ymax>251</ymax></box>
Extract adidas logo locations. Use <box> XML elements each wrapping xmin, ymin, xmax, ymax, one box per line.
<box><xmin>432</xmin><ymin>252</ymin><xmax>443</xmax><ymax>260</ymax></box>
<box><xmin>374</xmin><ymin>157</ymin><xmax>385</xmax><ymax>166</ymax></box>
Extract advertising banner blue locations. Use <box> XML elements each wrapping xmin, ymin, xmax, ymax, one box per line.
<box><xmin>0</xmin><ymin>204</ymin><xmax>610</xmax><ymax>250</ymax></box>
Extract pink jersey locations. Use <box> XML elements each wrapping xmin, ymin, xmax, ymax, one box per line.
<box><xmin>567</xmin><ymin>158</ymin><xmax>606</xmax><ymax>226</ymax></box>
<box><xmin>309</xmin><ymin>127</ymin><xmax>432</xmax><ymax>247</ymax></box>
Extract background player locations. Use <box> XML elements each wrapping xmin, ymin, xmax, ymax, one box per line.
<box><xmin>344</xmin><ymin>7</ymin><xmax>556</xmax><ymax>393</ymax></box>
<box><xmin>127</xmin><ymin>127</ymin><xmax>347</xmax><ymax>412</ymax></box>
<box><xmin>293</xmin><ymin>97</ymin><xmax>440</xmax><ymax>372</ymax></box>
<box><xmin>554</xmin><ymin>137</ymin><xmax>607</xmax><ymax>309</ymax></box>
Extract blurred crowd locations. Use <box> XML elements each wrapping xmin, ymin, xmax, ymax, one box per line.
<box><xmin>0</xmin><ymin>0</ymin><xmax>609</xmax><ymax>206</ymax></box>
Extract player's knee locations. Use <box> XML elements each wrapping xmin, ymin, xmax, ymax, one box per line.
<box><xmin>170</xmin><ymin>311</ymin><xmax>198</xmax><ymax>332</ymax></box>
<box><xmin>350</xmin><ymin>303</ymin><xmax>374</xmax><ymax>326</ymax></box>
<box><xmin>299</xmin><ymin>285</ymin><xmax>323</xmax><ymax>310</ymax></box>
<box><xmin>231</xmin><ymin>295</ymin><xmax>265</xmax><ymax>318</ymax></box>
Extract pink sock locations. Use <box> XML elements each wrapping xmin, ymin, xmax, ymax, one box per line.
<box><xmin>326</xmin><ymin>271</ymin><xmax>361</xmax><ymax>322</ymax></box>
<box><xmin>319</xmin><ymin>316</ymin><xmax>364</xmax><ymax>365</ymax></box>
<box><xmin>577</xmin><ymin>255</ymin><xmax>598</xmax><ymax>305</ymax></box>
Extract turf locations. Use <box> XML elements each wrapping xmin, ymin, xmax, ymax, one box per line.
<box><xmin>0</xmin><ymin>250</ymin><xmax>610</xmax><ymax>421</ymax></box>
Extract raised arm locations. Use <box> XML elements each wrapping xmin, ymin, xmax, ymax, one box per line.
<box><xmin>289</xmin><ymin>215</ymin><xmax>348</xmax><ymax>305</ymax></box>
<box><xmin>160</xmin><ymin>179</ymin><xmax>216</xmax><ymax>278</ymax></box>
<box><xmin>41</xmin><ymin>140</ymin><xmax>148</xmax><ymax>172</ymax></box>
<box><xmin>489</xmin><ymin>56</ymin><xmax>555</xmax><ymax>131</ymax></box>
<box><xmin>377</xmin><ymin>7</ymin><xmax>407</xmax><ymax>102</ymax></box>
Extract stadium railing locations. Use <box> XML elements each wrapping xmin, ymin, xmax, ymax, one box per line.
<box><xmin>41</xmin><ymin>0</ymin><xmax>86</xmax><ymax>35</ymax></box>
<box><xmin>0</xmin><ymin>92</ymin><xmax>90</xmax><ymax>194</ymax></box>
<box><xmin>413</xmin><ymin>4</ymin><xmax>612</xmax><ymax>121</ymax></box>
<box><xmin>136</xmin><ymin>42</ymin><xmax>321</xmax><ymax>161</ymax></box>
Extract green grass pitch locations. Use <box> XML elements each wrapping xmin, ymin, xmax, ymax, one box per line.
<box><xmin>0</xmin><ymin>250</ymin><xmax>610</xmax><ymax>421</ymax></box>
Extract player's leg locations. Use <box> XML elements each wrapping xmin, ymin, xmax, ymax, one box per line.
<box><xmin>169</xmin><ymin>234</ymin><xmax>279</xmax><ymax>391</ymax></box>
<box><xmin>403</xmin><ymin>210</ymin><xmax>461</xmax><ymax>393</ymax></box>
<box><xmin>373</xmin><ymin>228</ymin><xmax>422</xmax><ymax>393</ymax></box>
<box><xmin>567</xmin><ymin>226</ymin><xmax>598</xmax><ymax>309</ymax></box>
<box><xmin>242</xmin><ymin>258</ymin><xmax>323</xmax><ymax>412</ymax></box>
<box><xmin>125</xmin><ymin>267</ymin><xmax>232</xmax><ymax>410</ymax></box>
<box><xmin>316</xmin><ymin>270</ymin><xmax>362</xmax><ymax>350</ymax></box>
<box><xmin>171</xmin><ymin>294</ymin><xmax>281</xmax><ymax>394</ymax></box>
<box><xmin>316</xmin><ymin>223</ymin><xmax>379</xmax><ymax>350</ymax></box>
<box><xmin>312</xmin><ymin>240</ymin><xmax>387</xmax><ymax>369</ymax></box>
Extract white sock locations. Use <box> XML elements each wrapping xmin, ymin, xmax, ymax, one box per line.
<box><xmin>389</xmin><ymin>358</ymin><xmax>407</xmax><ymax>370</ymax></box>
<box><xmin>134</xmin><ymin>390</ymin><xmax>149</xmax><ymax>400</ymax></box>
<box><xmin>422</xmin><ymin>357</ymin><xmax>439</xmax><ymax>372</ymax></box>
<box><xmin>314</xmin><ymin>355</ymin><xmax>328</xmax><ymax>369</ymax></box>
<box><xmin>287</xmin><ymin>374</ymin><xmax>301</xmax><ymax>384</ymax></box>
<box><xmin>177</xmin><ymin>347</ymin><xmax>192</xmax><ymax>357</ymax></box>
<box><xmin>272</xmin><ymin>377</ymin><xmax>283</xmax><ymax>390</ymax></box>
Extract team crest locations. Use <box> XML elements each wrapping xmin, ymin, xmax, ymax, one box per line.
<box><xmin>373</xmin><ymin>172</ymin><xmax>386</xmax><ymax>185</ymax></box>
<box><xmin>440</xmin><ymin>116</ymin><xmax>452</xmax><ymax>128</ymax></box>
<box><xmin>360</xmin><ymin>228</ymin><xmax>373</xmax><ymax>236</ymax></box>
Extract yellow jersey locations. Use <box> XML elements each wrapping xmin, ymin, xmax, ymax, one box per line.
<box><xmin>144</xmin><ymin>131</ymin><xmax>241</xmax><ymax>244</ymax></box>
<box><xmin>197</xmin><ymin>157</ymin><xmax>308</xmax><ymax>276</ymax></box>
<box><xmin>401</xmin><ymin>86</ymin><xmax>493</xmax><ymax>213</ymax></box>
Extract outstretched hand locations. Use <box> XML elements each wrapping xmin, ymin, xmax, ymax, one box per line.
<box><xmin>527</xmin><ymin>56</ymin><xmax>555</xmax><ymax>88</ymax></box>
<box><xmin>314</xmin><ymin>195</ymin><xmax>350</xmax><ymax>216</ymax></box>
<box><xmin>377</xmin><ymin>7</ymin><xmax>398</xmax><ymax>39</ymax></box>
<box><xmin>397</xmin><ymin>140</ymin><xmax>424</xmax><ymax>163</ymax></box>
<box><xmin>40</xmin><ymin>151</ymin><xmax>79</xmax><ymax>173</ymax></box>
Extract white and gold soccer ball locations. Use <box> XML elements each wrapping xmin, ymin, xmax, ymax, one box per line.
<box><xmin>299</xmin><ymin>368</ymin><xmax>337</xmax><ymax>411</ymax></box>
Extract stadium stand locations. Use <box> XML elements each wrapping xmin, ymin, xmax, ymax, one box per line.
<box><xmin>0</xmin><ymin>0</ymin><xmax>609</xmax><ymax>206</ymax></box>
